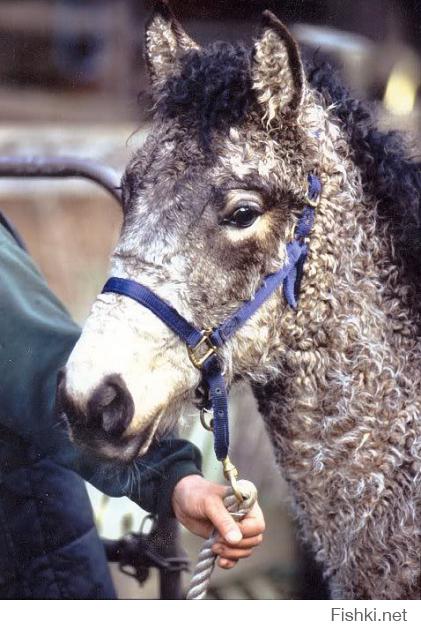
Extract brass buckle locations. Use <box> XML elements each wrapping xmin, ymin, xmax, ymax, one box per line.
<box><xmin>187</xmin><ymin>329</ymin><xmax>217</xmax><ymax>369</ymax></box>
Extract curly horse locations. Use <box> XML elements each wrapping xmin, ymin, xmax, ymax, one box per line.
<box><xmin>59</xmin><ymin>4</ymin><xmax>421</xmax><ymax>599</ymax></box>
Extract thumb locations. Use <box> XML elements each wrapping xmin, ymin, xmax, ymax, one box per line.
<box><xmin>205</xmin><ymin>496</ymin><xmax>242</xmax><ymax>544</ymax></box>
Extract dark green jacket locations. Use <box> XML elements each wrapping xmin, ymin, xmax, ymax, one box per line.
<box><xmin>0</xmin><ymin>222</ymin><xmax>201</xmax><ymax>598</ymax></box>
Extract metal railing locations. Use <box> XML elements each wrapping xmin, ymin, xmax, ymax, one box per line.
<box><xmin>0</xmin><ymin>156</ymin><xmax>122</xmax><ymax>203</ymax></box>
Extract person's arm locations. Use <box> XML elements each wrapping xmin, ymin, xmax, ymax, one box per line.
<box><xmin>0</xmin><ymin>224</ymin><xmax>201</xmax><ymax>515</ymax></box>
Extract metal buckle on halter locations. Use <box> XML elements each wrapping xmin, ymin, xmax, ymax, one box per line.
<box><xmin>187</xmin><ymin>329</ymin><xmax>217</xmax><ymax>369</ymax></box>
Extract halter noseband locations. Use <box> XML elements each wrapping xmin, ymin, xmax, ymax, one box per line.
<box><xmin>102</xmin><ymin>174</ymin><xmax>321</xmax><ymax>466</ymax></box>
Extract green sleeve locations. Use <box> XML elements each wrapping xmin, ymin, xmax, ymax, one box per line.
<box><xmin>0</xmin><ymin>224</ymin><xmax>201</xmax><ymax>515</ymax></box>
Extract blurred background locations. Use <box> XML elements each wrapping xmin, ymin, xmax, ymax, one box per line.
<box><xmin>0</xmin><ymin>0</ymin><xmax>420</xmax><ymax>599</ymax></box>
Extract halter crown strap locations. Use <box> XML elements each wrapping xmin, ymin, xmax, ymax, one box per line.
<box><xmin>102</xmin><ymin>174</ymin><xmax>321</xmax><ymax>461</ymax></box>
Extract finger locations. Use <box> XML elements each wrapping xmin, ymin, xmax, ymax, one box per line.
<box><xmin>236</xmin><ymin>507</ymin><xmax>266</xmax><ymax>537</ymax></box>
<box><xmin>238</xmin><ymin>519</ymin><xmax>265</xmax><ymax>539</ymax></box>
<box><xmin>218</xmin><ymin>558</ymin><xmax>237</xmax><ymax>570</ymax></box>
<box><xmin>212</xmin><ymin>544</ymin><xmax>253</xmax><ymax>560</ymax></box>
<box><xmin>214</xmin><ymin>519</ymin><xmax>264</xmax><ymax>541</ymax></box>
<box><xmin>205</xmin><ymin>496</ymin><xmax>242</xmax><ymax>544</ymax></box>
<box><xmin>214</xmin><ymin>534</ymin><xmax>263</xmax><ymax>549</ymax></box>
<box><xmin>242</xmin><ymin>503</ymin><xmax>265</xmax><ymax>524</ymax></box>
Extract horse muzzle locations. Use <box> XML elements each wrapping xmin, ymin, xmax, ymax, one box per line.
<box><xmin>56</xmin><ymin>369</ymin><xmax>146</xmax><ymax>460</ymax></box>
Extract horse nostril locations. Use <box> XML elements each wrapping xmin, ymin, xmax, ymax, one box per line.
<box><xmin>88</xmin><ymin>375</ymin><xmax>134</xmax><ymax>437</ymax></box>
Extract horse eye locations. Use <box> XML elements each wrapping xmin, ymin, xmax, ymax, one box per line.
<box><xmin>224</xmin><ymin>204</ymin><xmax>261</xmax><ymax>229</ymax></box>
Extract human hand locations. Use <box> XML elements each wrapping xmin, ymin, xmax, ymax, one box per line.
<box><xmin>172</xmin><ymin>474</ymin><xmax>265</xmax><ymax>569</ymax></box>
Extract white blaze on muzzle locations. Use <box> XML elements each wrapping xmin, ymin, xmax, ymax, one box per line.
<box><xmin>64</xmin><ymin>292</ymin><xmax>198</xmax><ymax>436</ymax></box>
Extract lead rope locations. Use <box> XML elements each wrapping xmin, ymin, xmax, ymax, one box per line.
<box><xmin>186</xmin><ymin>478</ymin><xmax>258</xmax><ymax>600</ymax></box>
<box><xmin>186</xmin><ymin>440</ymin><xmax>257</xmax><ymax>600</ymax></box>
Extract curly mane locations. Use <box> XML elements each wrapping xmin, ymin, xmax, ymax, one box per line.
<box><xmin>307</xmin><ymin>62</ymin><xmax>421</xmax><ymax>309</ymax></box>
<box><xmin>158</xmin><ymin>42</ymin><xmax>254</xmax><ymax>149</ymax></box>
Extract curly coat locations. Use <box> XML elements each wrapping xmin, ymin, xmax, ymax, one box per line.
<box><xmin>144</xmin><ymin>7</ymin><xmax>421</xmax><ymax>599</ymax></box>
<box><xmin>72</xmin><ymin>4</ymin><xmax>421</xmax><ymax>600</ymax></box>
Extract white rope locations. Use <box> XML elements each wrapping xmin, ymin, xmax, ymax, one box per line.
<box><xmin>186</xmin><ymin>479</ymin><xmax>258</xmax><ymax>600</ymax></box>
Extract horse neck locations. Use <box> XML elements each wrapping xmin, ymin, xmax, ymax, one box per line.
<box><xmin>257</xmin><ymin>116</ymin><xmax>421</xmax><ymax>445</ymax></box>
<box><xmin>250</xmin><ymin>99</ymin><xmax>421</xmax><ymax>602</ymax></box>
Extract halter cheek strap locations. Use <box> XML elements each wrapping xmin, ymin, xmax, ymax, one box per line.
<box><xmin>102</xmin><ymin>174</ymin><xmax>321</xmax><ymax>463</ymax></box>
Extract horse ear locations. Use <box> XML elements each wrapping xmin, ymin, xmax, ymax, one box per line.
<box><xmin>252</xmin><ymin>11</ymin><xmax>304</xmax><ymax>125</ymax></box>
<box><xmin>144</xmin><ymin>1</ymin><xmax>199</xmax><ymax>88</ymax></box>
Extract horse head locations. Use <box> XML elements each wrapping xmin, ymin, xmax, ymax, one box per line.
<box><xmin>58</xmin><ymin>3</ymin><xmax>330</xmax><ymax>461</ymax></box>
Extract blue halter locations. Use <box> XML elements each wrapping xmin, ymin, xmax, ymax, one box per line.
<box><xmin>102</xmin><ymin>174</ymin><xmax>321</xmax><ymax>462</ymax></box>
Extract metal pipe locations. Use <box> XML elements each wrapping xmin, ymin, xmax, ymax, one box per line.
<box><xmin>0</xmin><ymin>156</ymin><xmax>122</xmax><ymax>203</ymax></box>
<box><xmin>153</xmin><ymin>515</ymin><xmax>186</xmax><ymax>600</ymax></box>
